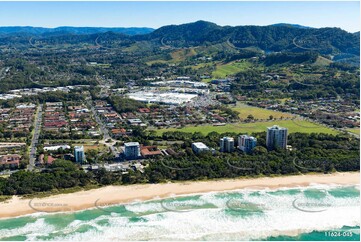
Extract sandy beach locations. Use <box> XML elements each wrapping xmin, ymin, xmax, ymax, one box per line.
<box><xmin>0</xmin><ymin>172</ymin><xmax>359</xmax><ymax>219</ymax></box>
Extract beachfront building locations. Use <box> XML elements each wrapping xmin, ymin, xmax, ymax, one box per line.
<box><xmin>124</xmin><ymin>142</ymin><xmax>140</xmax><ymax>160</ymax></box>
<box><xmin>74</xmin><ymin>146</ymin><xmax>85</xmax><ymax>163</ymax></box>
<box><xmin>266</xmin><ymin>125</ymin><xmax>288</xmax><ymax>150</ymax></box>
<box><xmin>0</xmin><ymin>154</ymin><xmax>21</xmax><ymax>168</ymax></box>
<box><xmin>192</xmin><ymin>142</ymin><xmax>210</xmax><ymax>154</ymax></box>
<box><xmin>238</xmin><ymin>135</ymin><xmax>257</xmax><ymax>154</ymax></box>
<box><xmin>219</xmin><ymin>137</ymin><xmax>234</xmax><ymax>152</ymax></box>
<box><xmin>140</xmin><ymin>145</ymin><xmax>162</xmax><ymax>158</ymax></box>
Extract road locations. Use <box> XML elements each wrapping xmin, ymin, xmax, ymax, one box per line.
<box><xmin>27</xmin><ymin>105</ymin><xmax>42</xmax><ymax>171</ymax></box>
<box><xmin>0</xmin><ymin>142</ymin><xmax>26</xmax><ymax>148</ymax></box>
<box><xmin>86</xmin><ymin>97</ymin><xmax>119</xmax><ymax>158</ymax></box>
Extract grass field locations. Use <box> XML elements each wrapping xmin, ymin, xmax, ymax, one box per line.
<box><xmin>231</xmin><ymin>103</ymin><xmax>294</xmax><ymax>120</ymax></box>
<box><xmin>278</xmin><ymin>98</ymin><xmax>291</xmax><ymax>105</ymax></box>
<box><xmin>146</xmin><ymin>48</ymin><xmax>198</xmax><ymax>65</ymax></box>
<box><xmin>146</xmin><ymin>59</ymin><xmax>168</xmax><ymax>65</ymax></box>
<box><xmin>188</xmin><ymin>63</ymin><xmax>210</xmax><ymax>70</ymax></box>
<box><xmin>153</xmin><ymin>119</ymin><xmax>339</xmax><ymax>136</ymax></box>
<box><xmin>212</xmin><ymin>61</ymin><xmax>251</xmax><ymax>78</ymax></box>
<box><xmin>71</xmin><ymin>143</ymin><xmax>107</xmax><ymax>152</ymax></box>
<box><xmin>313</xmin><ymin>56</ymin><xmax>332</xmax><ymax>66</ymax></box>
<box><xmin>170</xmin><ymin>48</ymin><xmax>197</xmax><ymax>61</ymax></box>
<box><xmin>346</xmin><ymin>128</ymin><xmax>360</xmax><ymax>136</ymax></box>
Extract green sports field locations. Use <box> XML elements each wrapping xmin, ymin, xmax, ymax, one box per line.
<box><xmin>231</xmin><ymin>103</ymin><xmax>294</xmax><ymax>120</ymax></box>
<box><xmin>153</xmin><ymin>119</ymin><xmax>339</xmax><ymax>136</ymax></box>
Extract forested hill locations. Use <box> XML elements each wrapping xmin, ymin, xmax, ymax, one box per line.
<box><xmin>0</xmin><ymin>21</ymin><xmax>359</xmax><ymax>64</ymax></box>
<box><xmin>140</xmin><ymin>21</ymin><xmax>359</xmax><ymax>55</ymax></box>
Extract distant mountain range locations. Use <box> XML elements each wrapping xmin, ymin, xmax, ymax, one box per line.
<box><xmin>0</xmin><ymin>26</ymin><xmax>155</xmax><ymax>36</ymax></box>
<box><xmin>0</xmin><ymin>21</ymin><xmax>359</xmax><ymax>64</ymax></box>
<box><xmin>142</xmin><ymin>21</ymin><xmax>359</xmax><ymax>56</ymax></box>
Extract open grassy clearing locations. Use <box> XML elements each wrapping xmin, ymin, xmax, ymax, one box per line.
<box><xmin>313</xmin><ymin>56</ymin><xmax>332</xmax><ymax>66</ymax></box>
<box><xmin>187</xmin><ymin>63</ymin><xmax>211</xmax><ymax>70</ymax></box>
<box><xmin>231</xmin><ymin>102</ymin><xmax>294</xmax><ymax>120</ymax></box>
<box><xmin>346</xmin><ymin>128</ymin><xmax>360</xmax><ymax>136</ymax></box>
<box><xmin>170</xmin><ymin>48</ymin><xmax>197</xmax><ymax>61</ymax></box>
<box><xmin>45</xmin><ymin>139</ymin><xmax>98</xmax><ymax>145</ymax></box>
<box><xmin>153</xmin><ymin>119</ymin><xmax>339</xmax><ymax>136</ymax></box>
<box><xmin>145</xmin><ymin>48</ymin><xmax>198</xmax><ymax>65</ymax></box>
<box><xmin>212</xmin><ymin>61</ymin><xmax>251</xmax><ymax>78</ymax></box>
<box><xmin>72</xmin><ymin>143</ymin><xmax>108</xmax><ymax>152</ymax></box>
<box><xmin>145</xmin><ymin>59</ymin><xmax>168</xmax><ymax>65</ymax></box>
<box><xmin>277</xmin><ymin>98</ymin><xmax>291</xmax><ymax>105</ymax></box>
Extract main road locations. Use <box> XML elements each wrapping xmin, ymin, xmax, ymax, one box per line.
<box><xmin>27</xmin><ymin>105</ymin><xmax>42</xmax><ymax>171</ymax></box>
<box><xmin>86</xmin><ymin>97</ymin><xmax>119</xmax><ymax>158</ymax></box>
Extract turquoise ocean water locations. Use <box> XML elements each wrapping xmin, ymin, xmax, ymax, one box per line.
<box><xmin>0</xmin><ymin>184</ymin><xmax>359</xmax><ymax>241</ymax></box>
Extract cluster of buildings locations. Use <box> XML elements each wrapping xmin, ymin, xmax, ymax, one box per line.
<box><xmin>93</xmin><ymin>100</ymin><xmax>135</xmax><ymax>138</ymax></box>
<box><xmin>123</xmin><ymin>142</ymin><xmax>164</xmax><ymax>160</ymax></box>
<box><xmin>93</xmin><ymin>99</ymin><xmax>231</xmax><ymax>134</ymax></box>
<box><xmin>0</xmin><ymin>103</ymin><xmax>36</xmax><ymax>137</ymax></box>
<box><xmin>211</xmin><ymin>78</ymin><xmax>233</xmax><ymax>92</ymax></box>
<box><xmin>219</xmin><ymin>137</ymin><xmax>235</xmax><ymax>152</ymax></box>
<box><xmin>192</xmin><ymin>125</ymin><xmax>288</xmax><ymax>155</ymax></box>
<box><xmin>150</xmin><ymin>80</ymin><xmax>208</xmax><ymax>89</ymax></box>
<box><xmin>111</xmin><ymin>128</ymin><xmax>130</xmax><ymax>139</ymax></box>
<box><xmin>37</xmin><ymin>144</ymin><xmax>72</xmax><ymax>166</ymax></box>
<box><xmin>219</xmin><ymin>135</ymin><xmax>258</xmax><ymax>153</ymax></box>
<box><xmin>0</xmin><ymin>143</ymin><xmax>26</xmax><ymax>169</ymax></box>
<box><xmin>251</xmin><ymin>98</ymin><xmax>360</xmax><ymax>129</ymax></box>
<box><xmin>94</xmin><ymin>100</ymin><xmax>122</xmax><ymax>130</ymax></box>
<box><xmin>0</xmin><ymin>154</ymin><xmax>21</xmax><ymax>168</ymax></box>
<box><xmin>43</xmin><ymin>102</ymin><xmax>68</xmax><ymax>133</ymax></box>
<box><xmin>0</xmin><ymin>85</ymin><xmax>89</xmax><ymax>100</ymax></box>
<box><xmin>68</xmin><ymin>104</ymin><xmax>98</xmax><ymax>137</ymax></box>
<box><xmin>127</xmin><ymin>91</ymin><xmax>198</xmax><ymax>105</ymax></box>
<box><xmin>126</xmin><ymin>78</ymin><xmax>210</xmax><ymax>106</ymax></box>
<box><xmin>138</xmin><ymin>105</ymin><xmax>233</xmax><ymax>129</ymax></box>
<box><xmin>191</xmin><ymin>135</ymin><xmax>258</xmax><ymax>155</ymax></box>
<box><xmin>36</xmin><ymin>144</ymin><xmax>85</xmax><ymax>166</ymax></box>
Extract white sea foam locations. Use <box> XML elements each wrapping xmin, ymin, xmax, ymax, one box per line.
<box><xmin>0</xmin><ymin>218</ymin><xmax>55</xmax><ymax>239</ymax></box>
<box><xmin>0</xmin><ymin>185</ymin><xmax>359</xmax><ymax>241</ymax></box>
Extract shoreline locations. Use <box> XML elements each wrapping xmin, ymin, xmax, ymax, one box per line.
<box><xmin>0</xmin><ymin>172</ymin><xmax>359</xmax><ymax>219</ymax></box>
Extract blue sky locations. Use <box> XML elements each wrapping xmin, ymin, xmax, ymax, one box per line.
<box><xmin>0</xmin><ymin>1</ymin><xmax>359</xmax><ymax>32</ymax></box>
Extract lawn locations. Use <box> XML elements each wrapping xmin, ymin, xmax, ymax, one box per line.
<box><xmin>231</xmin><ymin>103</ymin><xmax>294</xmax><ymax>120</ymax></box>
<box><xmin>146</xmin><ymin>59</ymin><xmax>168</xmax><ymax>65</ymax></box>
<box><xmin>171</xmin><ymin>48</ymin><xmax>197</xmax><ymax>62</ymax></box>
<box><xmin>72</xmin><ymin>144</ymin><xmax>107</xmax><ymax>152</ymax></box>
<box><xmin>188</xmin><ymin>63</ymin><xmax>210</xmax><ymax>70</ymax></box>
<box><xmin>278</xmin><ymin>98</ymin><xmax>291</xmax><ymax>105</ymax></box>
<box><xmin>46</xmin><ymin>139</ymin><xmax>98</xmax><ymax>145</ymax></box>
<box><xmin>212</xmin><ymin>61</ymin><xmax>251</xmax><ymax>78</ymax></box>
<box><xmin>146</xmin><ymin>48</ymin><xmax>198</xmax><ymax>65</ymax></box>
<box><xmin>313</xmin><ymin>56</ymin><xmax>332</xmax><ymax>66</ymax></box>
<box><xmin>347</xmin><ymin>128</ymin><xmax>360</xmax><ymax>136</ymax></box>
<box><xmin>153</xmin><ymin>119</ymin><xmax>339</xmax><ymax>136</ymax></box>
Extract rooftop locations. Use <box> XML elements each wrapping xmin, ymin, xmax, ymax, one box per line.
<box><xmin>124</xmin><ymin>142</ymin><xmax>140</xmax><ymax>147</ymax></box>
<box><xmin>268</xmin><ymin>125</ymin><xmax>287</xmax><ymax>130</ymax></box>
<box><xmin>74</xmin><ymin>146</ymin><xmax>84</xmax><ymax>151</ymax></box>
<box><xmin>192</xmin><ymin>142</ymin><xmax>209</xmax><ymax>149</ymax></box>
<box><xmin>221</xmin><ymin>137</ymin><xmax>234</xmax><ymax>141</ymax></box>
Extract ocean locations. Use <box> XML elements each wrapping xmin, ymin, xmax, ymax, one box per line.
<box><xmin>0</xmin><ymin>184</ymin><xmax>359</xmax><ymax>241</ymax></box>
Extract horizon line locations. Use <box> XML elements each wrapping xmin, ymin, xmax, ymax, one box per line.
<box><xmin>0</xmin><ymin>21</ymin><xmax>357</xmax><ymax>33</ymax></box>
